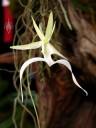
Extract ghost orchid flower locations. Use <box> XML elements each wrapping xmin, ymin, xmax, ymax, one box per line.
<box><xmin>10</xmin><ymin>11</ymin><xmax>88</xmax><ymax>102</ymax></box>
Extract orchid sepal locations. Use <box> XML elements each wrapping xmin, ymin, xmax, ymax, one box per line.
<box><xmin>10</xmin><ymin>41</ymin><xmax>42</xmax><ymax>50</ymax></box>
<box><xmin>45</xmin><ymin>11</ymin><xmax>53</xmax><ymax>40</ymax></box>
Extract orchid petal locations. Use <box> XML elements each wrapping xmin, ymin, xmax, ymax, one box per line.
<box><xmin>32</xmin><ymin>17</ymin><xmax>45</xmax><ymax>41</ymax></box>
<box><xmin>54</xmin><ymin>59</ymin><xmax>88</xmax><ymax>96</ymax></box>
<box><xmin>46</xmin><ymin>43</ymin><xmax>67</xmax><ymax>59</ymax></box>
<box><xmin>45</xmin><ymin>12</ymin><xmax>53</xmax><ymax>40</ymax></box>
<box><xmin>20</xmin><ymin>57</ymin><xmax>46</xmax><ymax>102</ymax></box>
<box><xmin>10</xmin><ymin>41</ymin><xmax>42</xmax><ymax>50</ymax></box>
<box><xmin>39</xmin><ymin>23</ymin><xmax>44</xmax><ymax>35</ymax></box>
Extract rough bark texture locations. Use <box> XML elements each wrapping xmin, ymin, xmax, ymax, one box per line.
<box><xmin>38</xmin><ymin>2</ymin><xmax>96</xmax><ymax>128</ymax></box>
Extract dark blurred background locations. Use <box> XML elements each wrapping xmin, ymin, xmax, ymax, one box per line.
<box><xmin>0</xmin><ymin>0</ymin><xmax>96</xmax><ymax>128</ymax></box>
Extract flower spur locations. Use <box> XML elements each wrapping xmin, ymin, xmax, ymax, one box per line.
<box><xmin>10</xmin><ymin>11</ymin><xmax>88</xmax><ymax>102</ymax></box>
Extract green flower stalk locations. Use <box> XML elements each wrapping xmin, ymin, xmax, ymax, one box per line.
<box><xmin>10</xmin><ymin>11</ymin><xmax>88</xmax><ymax>102</ymax></box>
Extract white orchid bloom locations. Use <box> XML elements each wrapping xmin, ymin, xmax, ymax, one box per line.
<box><xmin>10</xmin><ymin>12</ymin><xmax>88</xmax><ymax>102</ymax></box>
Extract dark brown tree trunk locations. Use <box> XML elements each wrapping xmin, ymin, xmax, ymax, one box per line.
<box><xmin>38</xmin><ymin>2</ymin><xmax>96</xmax><ymax>128</ymax></box>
